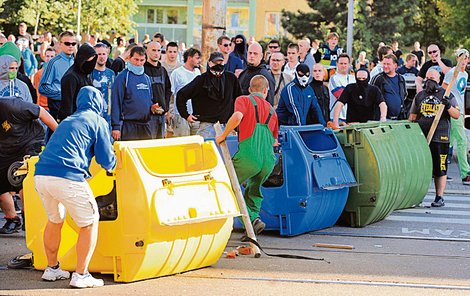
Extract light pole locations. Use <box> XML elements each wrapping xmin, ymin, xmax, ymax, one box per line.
<box><xmin>77</xmin><ymin>0</ymin><xmax>81</xmax><ymax>37</ymax></box>
<box><xmin>346</xmin><ymin>0</ymin><xmax>354</xmax><ymax>57</ymax></box>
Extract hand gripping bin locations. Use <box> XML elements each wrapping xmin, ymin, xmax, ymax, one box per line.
<box><xmin>225</xmin><ymin>125</ymin><xmax>357</xmax><ymax>236</ymax></box>
<box><xmin>22</xmin><ymin>136</ymin><xmax>239</xmax><ymax>282</ymax></box>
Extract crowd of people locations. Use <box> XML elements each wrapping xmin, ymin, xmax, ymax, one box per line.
<box><xmin>0</xmin><ymin>21</ymin><xmax>469</xmax><ymax>288</ymax></box>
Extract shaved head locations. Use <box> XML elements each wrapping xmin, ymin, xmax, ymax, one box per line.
<box><xmin>247</xmin><ymin>42</ymin><xmax>263</xmax><ymax>67</ymax></box>
<box><xmin>249</xmin><ymin>75</ymin><xmax>269</xmax><ymax>93</ymax></box>
<box><xmin>425</xmin><ymin>68</ymin><xmax>440</xmax><ymax>83</ymax></box>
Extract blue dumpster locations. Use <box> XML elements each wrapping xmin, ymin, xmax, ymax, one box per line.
<box><xmin>213</xmin><ymin>125</ymin><xmax>357</xmax><ymax>236</ymax></box>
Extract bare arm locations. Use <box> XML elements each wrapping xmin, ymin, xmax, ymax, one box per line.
<box><xmin>333</xmin><ymin>101</ymin><xmax>345</xmax><ymax>128</ymax></box>
<box><xmin>216</xmin><ymin>111</ymin><xmax>243</xmax><ymax>144</ymax></box>
<box><xmin>415</xmin><ymin>76</ymin><xmax>424</xmax><ymax>93</ymax></box>
<box><xmin>38</xmin><ymin>107</ymin><xmax>58</xmax><ymax>131</ymax></box>
<box><xmin>378</xmin><ymin>102</ymin><xmax>387</xmax><ymax>121</ymax></box>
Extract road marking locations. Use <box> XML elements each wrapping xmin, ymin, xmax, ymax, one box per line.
<box><xmin>422</xmin><ymin>196</ymin><xmax>470</xmax><ymax>202</ymax></box>
<box><xmin>386</xmin><ymin>215</ymin><xmax>470</xmax><ymax>224</ymax></box>
<box><xmin>394</xmin><ymin>209</ymin><xmax>470</xmax><ymax>216</ymax></box>
<box><xmin>417</xmin><ymin>203</ymin><xmax>470</xmax><ymax>209</ymax></box>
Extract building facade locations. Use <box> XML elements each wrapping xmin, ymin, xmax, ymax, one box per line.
<box><xmin>134</xmin><ymin>0</ymin><xmax>310</xmax><ymax>46</ymax></box>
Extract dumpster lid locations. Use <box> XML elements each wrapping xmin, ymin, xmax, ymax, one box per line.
<box><xmin>312</xmin><ymin>156</ymin><xmax>357</xmax><ymax>190</ymax></box>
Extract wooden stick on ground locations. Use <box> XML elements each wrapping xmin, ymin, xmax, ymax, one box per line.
<box><xmin>214</xmin><ymin>122</ymin><xmax>261</xmax><ymax>258</ymax></box>
<box><xmin>427</xmin><ymin>55</ymin><xmax>466</xmax><ymax>144</ymax></box>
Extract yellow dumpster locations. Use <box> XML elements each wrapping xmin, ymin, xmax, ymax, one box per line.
<box><xmin>23</xmin><ymin>136</ymin><xmax>239</xmax><ymax>282</ymax></box>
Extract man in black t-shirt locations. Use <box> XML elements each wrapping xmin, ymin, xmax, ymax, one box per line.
<box><xmin>416</xmin><ymin>44</ymin><xmax>452</xmax><ymax>92</ymax></box>
<box><xmin>397</xmin><ymin>54</ymin><xmax>419</xmax><ymax>116</ymax></box>
<box><xmin>332</xmin><ymin>69</ymin><xmax>387</xmax><ymax>128</ymax></box>
<box><xmin>409</xmin><ymin>69</ymin><xmax>460</xmax><ymax>207</ymax></box>
<box><xmin>0</xmin><ymin>97</ymin><xmax>57</xmax><ymax>234</ymax></box>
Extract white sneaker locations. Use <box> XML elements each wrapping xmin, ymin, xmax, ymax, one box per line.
<box><xmin>69</xmin><ymin>272</ymin><xmax>104</xmax><ymax>288</ymax></box>
<box><xmin>41</xmin><ymin>266</ymin><xmax>71</xmax><ymax>281</ymax></box>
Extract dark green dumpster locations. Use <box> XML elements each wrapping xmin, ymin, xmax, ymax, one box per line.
<box><xmin>335</xmin><ymin>121</ymin><xmax>432</xmax><ymax>227</ymax></box>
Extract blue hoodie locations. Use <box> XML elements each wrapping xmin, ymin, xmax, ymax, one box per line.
<box><xmin>35</xmin><ymin>86</ymin><xmax>116</xmax><ymax>181</ymax></box>
<box><xmin>277</xmin><ymin>79</ymin><xmax>326</xmax><ymax>126</ymax></box>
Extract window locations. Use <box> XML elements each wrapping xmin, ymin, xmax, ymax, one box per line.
<box><xmin>147</xmin><ymin>9</ymin><xmax>155</xmax><ymax>23</ymax></box>
<box><xmin>167</xmin><ymin>9</ymin><xmax>178</xmax><ymax>24</ymax></box>
<box><xmin>156</xmin><ymin>9</ymin><xmax>164</xmax><ymax>24</ymax></box>
<box><xmin>231</xmin><ymin>13</ymin><xmax>239</xmax><ymax>28</ymax></box>
<box><xmin>265</xmin><ymin>12</ymin><xmax>281</xmax><ymax>37</ymax></box>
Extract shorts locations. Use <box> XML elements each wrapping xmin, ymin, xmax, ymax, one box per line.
<box><xmin>429</xmin><ymin>142</ymin><xmax>449</xmax><ymax>177</ymax></box>
<box><xmin>34</xmin><ymin>175</ymin><xmax>99</xmax><ymax>227</ymax></box>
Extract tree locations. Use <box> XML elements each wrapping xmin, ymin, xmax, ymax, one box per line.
<box><xmin>438</xmin><ymin>0</ymin><xmax>470</xmax><ymax>51</ymax></box>
<box><xmin>1</xmin><ymin>0</ymin><xmax>138</xmax><ymax>36</ymax></box>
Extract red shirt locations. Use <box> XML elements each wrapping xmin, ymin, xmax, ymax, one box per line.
<box><xmin>235</xmin><ymin>94</ymin><xmax>279</xmax><ymax>142</ymax></box>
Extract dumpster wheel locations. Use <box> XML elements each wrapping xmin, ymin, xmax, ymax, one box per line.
<box><xmin>7</xmin><ymin>161</ymin><xmax>26</xmax><ymax>188</ymax></box>
<box><xmin>7</xmin><ymin>253</ymin><xmax>33</xmax><ymax>269</ymax></box>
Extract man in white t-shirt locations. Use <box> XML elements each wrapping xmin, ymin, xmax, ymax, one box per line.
<box><xmin>283</xmin><ymin>43</ymin><xmax>300</xmax><ymax>78</ymax></box>
<box><xmin>328</xmin><ymin>53</ymin><xmax>355</xmax><ymax>121</ymax></box>
<box><xmin>170</xmin><ymin>48</ymin><xmax>202</xmax><ymax>136</ymax></box>
<box><xmin>443</xmin><ymin>49</ymin><xmax>470</xmax><ymax>185</ymax></box>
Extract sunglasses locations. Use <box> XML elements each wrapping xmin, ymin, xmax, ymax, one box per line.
<box><xmin>428</xmin><ymin>50</ymin><xmax>438</xmax><ymax>54</ymax></box>
<box><xmin>271</xmin><ymin>59</ymin><xmax>284</xmax><ymax>62</ymax></box>
<box><xmin>222</xmin><ymin>43</ymin><xmax>230</xmax><ymax>47</ymax></box>
<box><xmin>269</xmin><ymin>46</ymin><xmax>279</xmax><ymax>49</ymax></box>
<box><xmin>63</xmin><ymin>42</ymin><xmax>77</xmax><ymax>47</ymax></box>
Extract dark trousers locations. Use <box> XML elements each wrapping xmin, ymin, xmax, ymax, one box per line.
<box><xmin>121</xmin><ymin>121</ymin><xmax>152</xmax><ymax>141</ymax></box>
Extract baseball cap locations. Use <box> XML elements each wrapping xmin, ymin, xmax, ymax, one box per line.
<box><xmin>209</xmin><ymin>52</ymin><xmax>224</xmax><ymax>62</ymax></box>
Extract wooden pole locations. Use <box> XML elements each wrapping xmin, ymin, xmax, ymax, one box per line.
<box><xmin>201</xmin><ymin>0</ymin><xmax>227</xmax><ymax>64</ymax></box>
<box><xmin>427</xmin><ymin>55</ymin><xmax>466</xmax><ymax>144</ymax></box>
<box><xmin>214</xmin><ymin>122</ymin><xmax>261</xmax><ymax>258</ymax></box>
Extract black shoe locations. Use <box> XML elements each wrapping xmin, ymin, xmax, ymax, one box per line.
<box><xmin>252</xmin><ymin>218</ymin><xmax>266</xmax><ymax>235</ymax></box>
<box><xmin>446</xmin><ymin>176</ymin><xmax>453</xmax><ymax>182</ymax></box>
<box><xmin>431</xmin><ymin>197</ymin><xmax>445</xmax><ymax>207</ymax></box>
<box><xmin>0</xmin><ymin>217</ymin><xmax>22</xmax><ymax>234</ymax></box>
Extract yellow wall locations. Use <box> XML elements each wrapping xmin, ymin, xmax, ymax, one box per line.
<box><xmin>255</xmin><ymin>0</ymin><xmax>311</xmax><ymax>40</ymax></box>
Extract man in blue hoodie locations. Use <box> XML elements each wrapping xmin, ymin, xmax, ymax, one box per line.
<box><xmin>111</xmin><ymin>46</ymin><xmax>154</xmax><ymax>141</ymax></box>
<box><xmin>277</xmin><ymin>63</ymin><xmax>326</xmax><ymax>126</ymax></box>
<box><xmin>38</xmin><ymin>31</ymin><xmax>76</xmax><ymax>120</ymax></box>
<box><xmin>34</xmin><ymin>86</ymin><xmax>116</xmax><ymax>288</ymax></box>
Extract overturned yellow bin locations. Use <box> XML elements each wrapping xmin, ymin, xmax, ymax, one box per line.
<box><xmin>23</xmin><ymin>136</ymin><xmax>239</xmax><ymax>282</ymax></box>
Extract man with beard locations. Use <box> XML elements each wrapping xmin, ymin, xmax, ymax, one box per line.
<box><xmin>332</xmin><ymin>69</ymin><xmax>387</xmax><ymax>128</ymax></box>
<box><xmin>310</xmin><ymin>63</ymin><xmax>330</xmax><ymax>122</ymax></box>
<box><xmin>91</xmin><ymin>43</ymin><xmax>115</xmax><ymax>127</ymax></box>
<box><xmin>58</xmin><ymin>43</ymin><xmax>98</xmax><ymax>121</ymax></box>
<box><xmin>176</xmin><ymin>52</ymin><xmax>242</xmax><ymax>138</ymax></box>
<box><xmin>238</xmin><ymin>43</ymin><xmax>275</xmax><ymax>105</ymax></box>
<box><xmin>144</xmin><ymin>42</ymin><xmax>171</xmax><ymax>139</ymax></box>
<box><xmin>409</xmin><ymin>69</ymin><xmax>460</xmax><ymax>207</ymax></box>
<box><xmin>277</xmin><ymin>63</ymin><xmax>325</xmax><ymax>126</ymax></box>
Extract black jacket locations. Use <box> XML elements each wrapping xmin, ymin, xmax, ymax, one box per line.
<box><xmin>176</xmin><ymin>71</ymin><xmax>242</xmax><ymax>124</ymax></box>
<box><xmin>110</xmin><ymin>56</ymin><xmax>125</xmax><ymax>75</ymax></box>
<box><xmin>58</xmin><ymin>44</ymin><xmax>97</xmax><ymax>121</ymax></box>
<box><xmin>17</xmin><ymin>72</ymin><xmax>38</xmax><ymax>104</ymax></box>
<box><xmin>144</xmin><ymin>61</ymin><xmax>171</xmax><ymax>113</ymax></box>
<box><xmin>310</xmin><ymin>80</ymin><xmax>330</xmax><ymax>122</ymax></box>
<box><xmin>238</xmin><ymin>64</ymin><xmax>275</xmax><ymax>105</ymax></box>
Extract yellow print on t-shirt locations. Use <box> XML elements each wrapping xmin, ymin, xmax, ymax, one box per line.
<box><xmin>2</xmin><ymin>120</ymin><xmax>11</xmax><ymax>132</ymax></box>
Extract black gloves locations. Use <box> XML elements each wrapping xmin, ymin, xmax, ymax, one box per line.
<box><xmin>441</xmin><ymin>96</ymin><xmax>452</xmax><ymax>111</ymax></box>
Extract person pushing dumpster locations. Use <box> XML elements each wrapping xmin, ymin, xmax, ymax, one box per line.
<box><xmin>34</xmin><ymin>86</ymin><xmax>116</xmax><ymax>288</ymax></box>
<box><xmin>216</xmin><ymin>75</ymin><xmax>278</xmax><ymax>234</ymax></box>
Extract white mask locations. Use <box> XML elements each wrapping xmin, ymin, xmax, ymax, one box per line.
<box><xmin>296</xmin><ymin>72</ymin><xmax>309</xmax><ymax>87</ymax></box>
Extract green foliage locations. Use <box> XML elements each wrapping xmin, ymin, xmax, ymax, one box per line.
<box><xmin>0</xmin><ymin>0</ymin><xmax>138</xmax><ymax>36</ymax></box>
<box><xmin>281</xmin><ymin>0</ymin><xmax>469</xmax><ymax>59</ymax></box>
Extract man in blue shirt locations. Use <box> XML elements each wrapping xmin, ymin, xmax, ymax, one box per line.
<box><xmin>39</xmin><ymin>31</ymin><xmax>76</xmax><ymax>120</ymax></box>
<box><xmin>217</xmin><ymin>36</ymin><xmax>243</xmax><ymax>76</ymax></box>
<box><xmin>371</xmin><ymin>54</ymin><xmax>407</xmax><ymax>119</ymax></box>
<box><xmin>91</xmin><ymin>43</ymin><xmax>115</xmax><ymax>127</ymax></box>
<box><xmin>111</xmin><ymin>46</ymin><xmax>154</xmax><ymax>141</ymax></box>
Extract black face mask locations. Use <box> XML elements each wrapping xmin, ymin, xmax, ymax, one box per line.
<box><xmin>356</xmin><ymin>78</ymin><xmax>369</xmax><ymax>88</ymax></box>
<box><xmin>210</xmin><ymin>64</ymin><xmax>225</xmax><ymax>77</ymax></box>
<box><xmin>82</xmin><ymin>58</ymin><xmax>97</xmax><ymax>74</ymax></box>
<box><xmin>424</xmin><ymin>79</ymin><xmax>439</xmax><ymax>94</ymax></box>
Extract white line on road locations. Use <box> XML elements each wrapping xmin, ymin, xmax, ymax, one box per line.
<box><xmin>386</xmin><ymin>215</ymin><xmax>470</xmax><ymax>224</ymax></box>
<box><xmin>423</xmin><ymin>196</ymin><xmax>470</xmax><ymax>202</ymax></box>
<box><xmin>393</xmin><ymin>209</ymin><xmax>470</xmax><ymax>216</ymax></box>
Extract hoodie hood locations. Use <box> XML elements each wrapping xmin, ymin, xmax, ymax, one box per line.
<box><xmin>76</xmin><ymin>86</ymin><xmax>104</xmax><ymax>114</ymax></box>
<box><xmin>0</xmin><ymin>55</ymin><xmax>17</xmax><ymax>81</ymax></box>
<box><xmin>234</xmin><ymin>34</ymin><xmax>247</xmax><ymax>57</ymax></box>
<box><xmin>0</xmin><ymin>42</ymin><xmax>21</xmax><ymax>63</ymax></box>
<box><xmin>74</xmin><ymin>44</ymin><xmax>98</xmax><ymax>74</ymax></box>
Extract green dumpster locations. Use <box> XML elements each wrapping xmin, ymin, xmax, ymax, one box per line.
<box><xmin>335</xmin><ymin>121</ymin><xmax>432</xmax><ymax>227</ymax></box>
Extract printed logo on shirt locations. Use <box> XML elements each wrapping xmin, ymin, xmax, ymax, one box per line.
<box><xmin>2</xmin><ymin>120</ymin><xmax>11</xmax><ymax>132</ymax></box>
<box><xmin>420</xmin><ymin>95</ymin><xmax>440</xmax><ymax>117</ymax></box>
<box><xmin>136</xmin><ymin>83</ymin><xmax>149</xmax><ymax>90</ymax></box>
<box><xmin>456</xmin><ymin>77</ymin><xmax>467</xmax><ymax>96</ymax></box>
<box><xmin>0</xmin><ymin>87</ymin><xmax>20</xmax><ymax>98</ymax></box>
